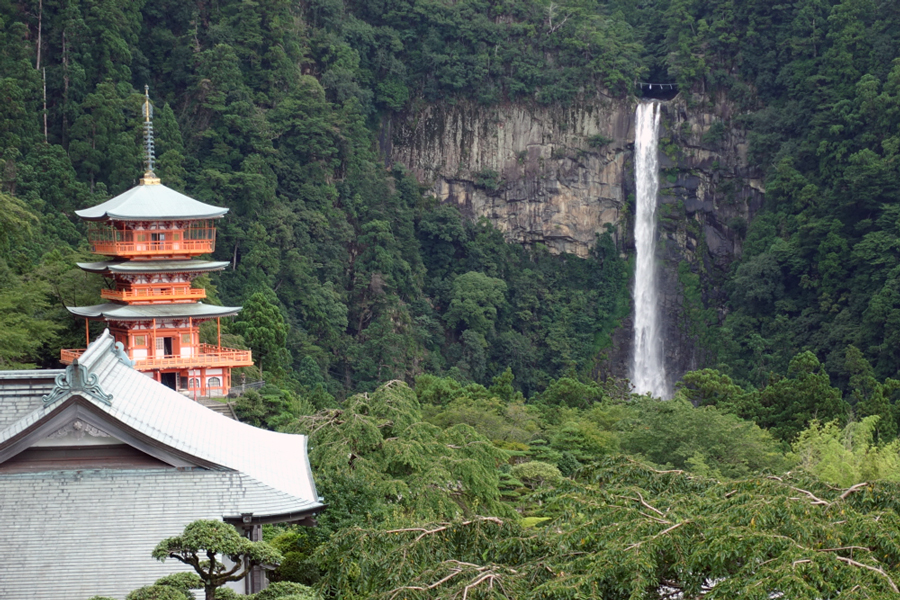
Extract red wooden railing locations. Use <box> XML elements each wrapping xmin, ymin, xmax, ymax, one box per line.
<box><xmin>60</xmin><ymin>346</ymin><xmax>253</xmax><ymax>369</ymax></box>
<box><xmin>100</xmin><ymin>287</ymin><xmax>207</xmax><ymax>303</ymax></box>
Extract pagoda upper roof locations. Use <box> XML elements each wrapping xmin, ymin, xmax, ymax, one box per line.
<box><xmin>77</xmin><ymin>259</ymin><xmax>231</xmax><ymax>274</ymax></box>
<box><xmin>75</xmin><ymin>182</ymin><xmax>228</xmax><ymax>221</ymax></box>
<box><xmin>66</xmin><ymin>302</ymin><xmax>241</xmax><ymax>320</ymax></box>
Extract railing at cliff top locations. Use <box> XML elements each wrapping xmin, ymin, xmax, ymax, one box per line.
<box><xmin>635</xmin><ymin>81</ymin><xmax>678</xmax><ymax>91</ymax></box>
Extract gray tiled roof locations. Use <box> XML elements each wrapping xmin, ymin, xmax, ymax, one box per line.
<box><xmin>77</xmin><ymin>260</ymin><xmax>231</xmax><ymax>274</ymax></box>
<box><xmin>0</xmin><ymin>331</ymin><xmax>324</xmax><ymax>599</ymax></box>
<box><xmin>75</xmin><ymin>183</ymin><xmax>228</xmax><ymax>221</ymax></box>
<box><xmin>0</xmin><ymin>370</ymin><xmax>60</xmax><ymax>430</ymax></box>
<box><xmin>65</xmin><ymin>302</ymin><xmax>241</xmax><ymax>320</ymax></box>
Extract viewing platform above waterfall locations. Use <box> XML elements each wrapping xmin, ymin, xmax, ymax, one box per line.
<box><xmin>635</xmin><ymin>80</ymin><xmax>679</xmax><ymax>100</ymax></box>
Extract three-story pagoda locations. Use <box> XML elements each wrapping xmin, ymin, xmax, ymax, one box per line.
<box><xmin>61</xmin><ymin>89</ymin><xmax>252</xmax><ymax>397</ymax></box>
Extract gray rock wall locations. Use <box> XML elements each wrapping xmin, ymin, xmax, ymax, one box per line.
<box><xmin>385</xmin><ymin>96</ymin><xmax>633</xmax><ymax>257</ymax></box>
<box><xmin>383</xmin><ymin>94</ymin><xmax>764</xmax><ymax>391</ymax></box>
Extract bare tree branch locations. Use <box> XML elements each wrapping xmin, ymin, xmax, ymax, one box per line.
<box><xmin>834</xmin><ymin>556</ymin><xmax>899</xmax><ymax>593</ymax></box>
<box><xmin>789</xmin><ymin>486</ymin><xmax>830</xmax><ymax>506</ymax></box>
<box><xmin>817</xmin><ymin>546</ymin><xmax>871</xmax><ymax>553</ymax></box>
<box><xmin>386</xmin><ymin>517</ymin><xmax>505</xmax><ymax>542</ymax></box>
<box><xmin>839</xmin><ymin>482</ymin><xmax>869</xmax><ymax>500</ymax></box>
<box><xmin>625</xmin><ymin>521</ymin><xmax>689</xmax><ymax>550</ymax></box>
<box><xmin>623</xmin><ymin>491</ymin><xmax>669</xmax><ymax>519</ymax></box>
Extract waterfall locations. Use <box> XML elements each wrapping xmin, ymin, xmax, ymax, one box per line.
<box><xmin>631</xmin><ymin>102</ymin><xmax>669</xmax><ymax>398</ymax></box>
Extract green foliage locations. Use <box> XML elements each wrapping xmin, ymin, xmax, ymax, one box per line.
<box><xmin>509</xmin><ymin>461</ymin><xmax>561</xmax><ymax>490</ymax></box>
<box><xmin>618</xmin><ymin>397</ymin><xmax>786</xmax><ymax>479</ymax></box>
<box><xmin>472</xmin><ymin>169</ymin><xmax>501</xmax><ymax>191</ymax></box>
<box><xmin>791</xmin><ymin>417</ymin><xmax>900</xmax><ymax>486</ymax></box>
<box><xmin>152</xmin><ymin>573</ymin><xmax>203</xmax><ymax>596</ymax></box>
<box><xmin>268</xmin><ymin>529</ymin><xmax>323</xmax><ymax>586</ymax></box>
<box><xmin>285</xmin><ymin>380</ymin><xmax>514</xmax><ymax>533</ymax></box>
<box><xmin>232</xmin><ymin>289</ymin><xmax>290</xmax><ymax>377</ymax></box>
<box><xmin>125</xmin><ymin>586</ymin><xmax>190</xmax><ymax>600</ymax></box>
<box><xmin>213</xmin><ymin>589</ymin><xmax>241</xmax><ymax>600</ymax></box>
<box><xmin>251</xmin><ymin>581</ymin><xmax>320</xmax><ymax>600</ymax></box>
<box><xmin>233</xmin><ymin>386</ymin><xmax>313</xmax><ymax>430</ymax></box>
<box><xmin>701</xmin><ymin>120</ymin><xmax>726</xmax><ymax>145</ymax></box>
<box><xmin>315</xmin><ymin>456</ymin><xmax>900</xmax><ymax>599</ymax></box>
<box><xmin>586</xmin><ymin>134</ymin><xmax>614</xmax><ymax>148</ymax></box>
<box><xmin>153</xmin><ymin>520</ymin><xmax>282</xmax><ymax>600</ymax></box>
<box><xmin>0</xmin><ymin>267</ymin><xmax>60</xmax><ymax>369</ymax></box>
<box><xmin>536</xmin><ymin>377</ymin><xmax>606</xmax><ymax>409</ymax></box>
<box><xmin>753</xmin><ymin>351</ymin><xmax>849</xmax><ymax>443</ymax></box>
<box><xmin>549</xmin><ymin>419</ymin><xmax>619</xmax><ymax>464</ymax></box>
<box><xmin>676</xmin><ymin>368</ymin><xmax>746</xmax><ymax>410</ymax></box>
<box><xmin>444</xmin><ymin>271</ymin><xmax>507</xmax><ymax>336</ymax></box>
<box><xmin>0</xmin><ymin>191</ymin><xmax>37</xmax><ymax>249</ymax></box>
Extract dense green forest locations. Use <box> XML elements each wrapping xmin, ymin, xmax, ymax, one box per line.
<box><xmin>4</xmin><ymin>0</ymin><xmax>900</xmax><ymax>595</ymax></box>
<box><xmin>2</xmin><ymin>0</ymin><xmax>899</xmax><ymax>403</ymax></box>
<box><xmin>1</xmin><ymin>0</ymin><xmax>639</xmax><ymax>394</ymax></box>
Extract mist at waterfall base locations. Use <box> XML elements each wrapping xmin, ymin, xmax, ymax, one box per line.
<box><xmin>631</xmin><ymin>102</ymin><xmax>670</xmax><ymax>399</ymax></box>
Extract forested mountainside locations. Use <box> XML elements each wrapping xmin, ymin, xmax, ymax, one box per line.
<box><xmin>0</xmin><ymin>0</ymin><xmax>897</xmax><ymax>413</ymax></box>
<box><xmin>0</xmin><ymin>0</ymin><xmax>892</xmax><ymax>397</ymax></box>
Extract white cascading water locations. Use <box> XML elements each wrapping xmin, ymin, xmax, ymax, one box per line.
<box><xmin>631</xmin><ymin>102</ymin><xmax>669</xmax><ymax>398</ymax></box>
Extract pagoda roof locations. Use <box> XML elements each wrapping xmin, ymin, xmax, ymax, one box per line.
<box><xmin>75</xmin><ymin>182</ymin><xmax>228</xmax><ymax>221</ymax></box>
<box><xmin>77</xmin><ymin>259</ymin><xmax>231</xmax><ymax>274</ymax></box>
<box><xmin>66</xmin><ymin>302</ymin><xmax>241</xmax><ymax>320</ymax></box>
<box><xmin>0</xmin><ymin>330</ymin><xmax>323</xmax><ymax>599</ymax></box>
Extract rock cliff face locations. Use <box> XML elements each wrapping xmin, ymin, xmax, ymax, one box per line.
<box><xmin>382</xmin><ymin>94</ymin><xmax>764</xmax><ymax>391</ymax></box>
<box><xmin>383</xmin><ymin>96</ymin><xmax>633</xmax><ymax>257</ymax></box>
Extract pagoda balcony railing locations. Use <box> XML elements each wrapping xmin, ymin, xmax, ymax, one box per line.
<box><xmin>89</xmin><ymin>238</ymin><xmax>216</xmax><ymax>257</ymax></box>
<box><xmin>60</xmin><ymin>345</ymin><xmax>253</xmax><ymax>369</ymax></box>
<box><xmin>100</xmin><ymin>287</ymin><xmax>207</xmax><ymax>303</ymax></box>
<box><xmin>60</xmin><ymin>348</ymin><xmax>85</xmax><ymax>364</ymax></box>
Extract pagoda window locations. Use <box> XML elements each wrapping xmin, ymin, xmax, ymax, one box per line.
<box><xmin>208</xmin><ymin>376</ymin><xmax>222</xmax><ymax>390</ymax></box>
<box><xmin>186</xmin><ymin>221</ymin><xmax>216</xmax><ymax>240</ymax></box>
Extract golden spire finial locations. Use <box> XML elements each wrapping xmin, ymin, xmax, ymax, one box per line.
<box><xmin>140</xmin><ymin>85</ymin><xmax>160</xmax><ymax>185</ymax></box>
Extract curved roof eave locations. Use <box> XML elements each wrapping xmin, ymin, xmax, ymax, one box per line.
<box><xmin>75</xmin><ymin>183</ymin><xmax>228</xmax><ymax>221</ymax></box>
<box><xmin>76</xmin><ymin>260</ymin><xmax>231</xmax><ymax>274</ymax></box>
<box><xmin>66</xmin><ymin>302</ymin><xmax>241</xmax><ymax>320</ymax></box>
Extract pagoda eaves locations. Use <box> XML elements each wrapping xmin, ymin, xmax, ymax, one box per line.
<box><xmin>75</xmin><ymin>182</ymin><xmax>228</xmax><ymax>221</ymax></box>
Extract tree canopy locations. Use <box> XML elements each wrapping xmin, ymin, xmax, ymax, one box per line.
<box><xmin>152</xmin><ymin>520</ymin><xmax>283</xmax><ymax>600</ymax></box>
<box><xmin>316</xmin><ymin>457</ymin><xmax>900</xmax><ymax>599</ymax></box>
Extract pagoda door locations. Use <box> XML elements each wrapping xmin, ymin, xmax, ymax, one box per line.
<box><xmin>156</xmin><ymin>337</ymin><xmax>173</xmax><ymax>357</ymax></box>
<box><xmin>160</xmin><ymin>372</ymin><xmax>177</xmax><ymax>390</ymax></box>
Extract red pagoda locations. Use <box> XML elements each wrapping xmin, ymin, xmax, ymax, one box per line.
<box><xmin>61</xmin><ymin>88</ymin><xmax>252</xmax><ymax>397</ymax></box>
